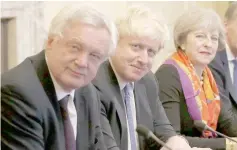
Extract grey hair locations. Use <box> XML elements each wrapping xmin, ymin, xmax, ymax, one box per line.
<box><xmin>115</xmin><ymin>5</ymin><xmax>169</xmax><ymax>50</ymax></box>
<box><xmin>225</xmin><ymin>2</ymin><xmax>237</xmax><ymax>22</ymax></box>
<box><xmin>174</xmin><ymin>7</ymin><xmax>225</xmax><ymax>51</ymax></box>
<box><xmin>48</xmin><ymin>4</ymin><xmax>118</xmax><ymax>54</ymax></box>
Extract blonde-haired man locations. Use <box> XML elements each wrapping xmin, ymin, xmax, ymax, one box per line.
<box><xmin>93</xmin><ymin>5</ymin><xmax>211</xmax><ymax>150</ymax></box>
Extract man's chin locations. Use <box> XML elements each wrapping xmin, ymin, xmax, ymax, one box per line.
<box><xmin>66</xmin><ymin>80</ymin><xmax>87</xmax><ymax>89</ymax></box>
<box><xmin>127</xmin><ymin>74</ymin><xmax>143</xmax><ymax>82</ymax></box>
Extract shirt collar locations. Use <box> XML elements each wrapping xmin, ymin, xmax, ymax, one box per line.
<box><xmin>109</xmin><ymin>59</ymin><xmax>134</xmax><ymax>90</ymax></box>
<box><xmin>226</xmin><ymin>43</ymin><xmax>237</xmax><ymax>61</ymax></box>
<box><xmin>45</xmin><ymin>54</ymin><xmax>75</xmax><ymax>101</ymax></box>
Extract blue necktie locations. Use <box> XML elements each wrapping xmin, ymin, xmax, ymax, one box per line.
<box><xmin>124</xmin><ymin>83</ymin><xmax>137</xmax><ymax>150</ymax></box>
<box><xmin>59</xmin><ymin>95</ymin><xmax>76</xmax><ymax>150</ymax></box>
<box><xmin>233</xmin><ymin>59</ymin><xmax>237</xmax><ymax>91</ymax></box>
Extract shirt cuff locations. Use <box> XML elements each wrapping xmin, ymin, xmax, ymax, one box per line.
<box><xmin>163</xmin><ymin>135</ymin><xmax>191</xmax><ymax>149</ymax></box>
<box><xmin>226</xmin><ymin>138</ymin><xmax>237</xmax><ymax>150</ymax></box>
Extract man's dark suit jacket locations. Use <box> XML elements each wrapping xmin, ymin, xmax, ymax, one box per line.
<box><xmin>92</xmin><ymin>61</ymin><xmax>176</xmax><ymax>150</ymax></box>
<box><xmin>209</xmin><ymin>50</ymin><xmax>237</xmax><ymax>117</ymax></box>
<box><xmin>1</xmin><ymin>51</ymin><xmax>106</xmax><ymax>150</ymax></box>
<box><xmin>155</xmin><ymin>64</ymin><xmax>237</xmax><ymax>150</ymax></box>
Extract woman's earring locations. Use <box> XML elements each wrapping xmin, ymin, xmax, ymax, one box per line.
<box><xmin>181</xmin><ymin>45</ymin><xmax>185</xmax><ymax>51</ymax></box>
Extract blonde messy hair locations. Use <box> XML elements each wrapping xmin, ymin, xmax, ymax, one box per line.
<box><xmin>116</xmin><ymin>5</ymin><xmax>169</xmax><ymax>50</ymax></box>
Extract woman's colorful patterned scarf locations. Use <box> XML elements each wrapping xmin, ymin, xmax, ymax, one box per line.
<box><xmin>164</xmin><ymin>49</ymin><xmax>221</xmax><ymax>138</ymax></box>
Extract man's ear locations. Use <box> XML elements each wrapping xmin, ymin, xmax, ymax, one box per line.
<box><xmin>46</xmin><ymin>35</ymin><xmax>56</xmax><ymax>50</ymax></box>
<box><xmin>223</xmin><ymin>19</ymin><xmax>228</xmax><ymax>34</ymax></box>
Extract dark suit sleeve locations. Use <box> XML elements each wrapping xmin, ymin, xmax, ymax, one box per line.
<box><xmin>217</xmin><ymin>99</ymin><xmax>237</xmax><ymax>137</ymax></box>
<box><xmin>153</xmin><ymin>95</ymin><xmax>177</xmax><ymax>142</ymax></box>
<box><xmin>151</xmin><ymin>85</ymin><xmax>178</xmax><ymax>149</ymax></box>
<box><xmin>209</xmin><ymin>62</ymin><xmax>237</xmax><ymax>137</ymax></box>
<box><xmin>147</xmin><ymin>73</ymin><xmax>177</xmax><ymax>142</ymax></box>
<box><xmin>99</xmin><ymin>93</ymin><xmax>120</xmax><ymax>150</ymax></box>
<box><xmin>1</xmin><ymin>86</ymin><xmax>44</xmax><ymax>150</ymax></box>
<box><xmin>155</xmin><ymin>64</ymin><xmax>226</xmax><ymax>150</ymax></box>
<box><xmin>215</xmin><ymin>84</ymin><xmax>237</xmax><ymax>137</ymax></box>
<box><xmin>155</xmin><ymin>65</ymin><xmax>183</xmax><ymax>134</ymax></box>
<box><xmin>139</xmin><ymin>72</ymin><xmax>177</xmax><ymax>150</ymax></box>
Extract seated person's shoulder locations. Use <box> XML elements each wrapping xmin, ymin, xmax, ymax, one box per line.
<box><xmin>79</xmin><ymin>83</ymin><xmax>101</xmax><ymax>104</ymax></box>
<box><xmin>1</xmin><ymin>58</ymin><xmax>36</xmax><ymax>88</ymax></box>
<box><xmin>155</xmin><ymin>64</ymin><xmax>183</xmax><ymax>97</ymax></box>
<box><xmin>81</xmin><ymin>82</ymin><xmax>98</xmax><ymax>93</ymax></box>
<box><xmin>1</xmin><ymin>60</ymin><xmax>47</xmax><ymax>109</ymax></box>
<box><xmin>209</xmin><ymin>50</ymin><xmax>224</xmax><ymax>69</ymax></box>
<box><xmin>140</xmin><ymin>71</ymin><xmax>157</xmax><ymax>86</ymax></box>
<box><xmin>2</xmin><ymin>65</ymin><xmax>31</xmax><ymax>93</ymax></box>
<box><xmin>156</xmin><ymin>64</ymin><xmax>179</xmax><ymax>76</ymax></box>
<box><xmin>139</xmin><ymin>71</ymin><xmax>160</xmax><ymax>99</ymax></box>
<box><xmin>155</xmin><ymin>64</ymin><xmax>181</xmax><ymax>84</ymax></box>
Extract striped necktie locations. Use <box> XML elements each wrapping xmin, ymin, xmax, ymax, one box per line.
<box><xmin>124</xmin><ymin>83</ymin><xmax>137</xmax><ymax>150</ymax></box>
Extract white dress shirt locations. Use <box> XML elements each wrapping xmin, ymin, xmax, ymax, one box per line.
<box><xmin>46</xmin><ymin>56</ymin><xmax>77</xmax><ymax>139</ymax></box>
<box><xmin>110</xmin><ymin>60</ymin><xmax>139</xmax><ymax>150</ymax></box>
<box><xmin>226</xmin><ymin>44</ymin><xmax>237</xmax><ymax>83</ymax></box>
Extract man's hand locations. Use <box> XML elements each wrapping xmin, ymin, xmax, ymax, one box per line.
<box><xmin>226</xmin><ymin>138</ymin><xmax>237</xmax><ymax>150</ymax></box>
<box><xmin>191</xmin><ymin>148</ymin><xmax>212</xmax><ymax>150</ymax></box>
<box><xmin>160</xmin><ymin>136</ymin><xmax>213</xmax><ymax>150</ymax></box>
<box><xmin>161</xmin><ymin>148</ymin><xmax>212</xmax><ymax>150</ymax></box>
<box><xmin>160</xmin><ymin>135</ymin><xmax>190</xmax><ymax>150</ymax></box>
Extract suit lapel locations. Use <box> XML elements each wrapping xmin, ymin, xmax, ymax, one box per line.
<box><xmin>30</xmin><ymin>50</ymin><xmax>65</xmax><ymax>147</ymax></box>
<box><xmin>220</xmin><ymin>51</ymin><xmax>237</xmax><ymax>103</ymax></box>
<box><xmin>74</xmin><ymin>83</ymin><xmax>102</xmax><ymax>149</ymax></box>
<box><xmin>33</xmin><ymin>52</ymin><xmax>60</xmax><ymax>113</ymax></box>
<box><xmin>106</xmin><ymin>62</ymin><xmax>128</xmax><ymax>145</ymax></box>
<box><xmin>74</xmin><ymin>88</ymin><xmax>89</xmax><ymax>149</ymax></box>
<box><xmin>134</xmin><ymin>81</ymin><xmax>153</xmax><ymax>149</ymax></box>
<box><xmin>134</xmin><ymin>82</ymin><xmax>152</xmax><ymax>125</ymax></box>
<box><xmin>110</xmin><ymin>85</ymin><xmax>127</xmax><ymax>129</ymax></box>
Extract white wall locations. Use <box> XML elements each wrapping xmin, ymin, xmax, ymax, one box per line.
<box><xmin>7</xmin><ymin>19</ymin><xmax>17</xmax><ymax>70</ymax></box>
<box><xmin>2</xmin><ymin>1</ymin><xmax>45</xmax><ymax>67</ymax></box>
